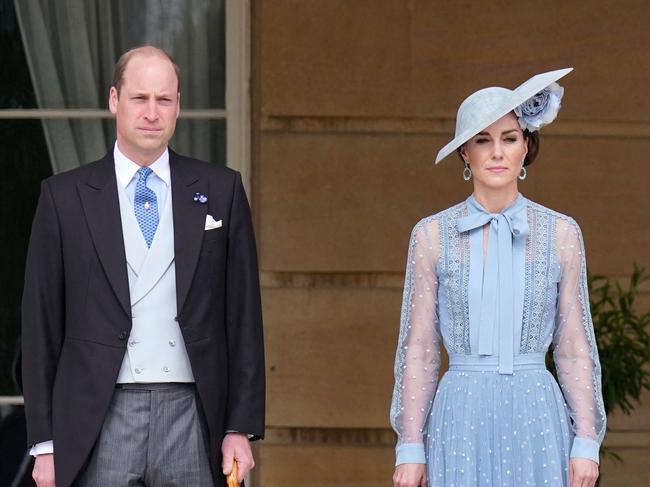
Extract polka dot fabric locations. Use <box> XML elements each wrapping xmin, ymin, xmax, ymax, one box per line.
<box><xmin>133</xmin><ymin>167</ymin><xmax>159</xmax><ymax>247</ymax></box>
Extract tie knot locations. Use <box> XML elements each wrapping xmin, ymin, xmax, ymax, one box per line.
<box><xmin>137</xmin><ymin>166</ymin><xmax>153</xmax><ymax>182</ymax></box>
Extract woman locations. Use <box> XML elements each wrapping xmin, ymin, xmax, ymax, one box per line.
<box><xmin>390</xmin><ymin>69</ymin><xmax>605</xmax><ymax>487</ymax></box>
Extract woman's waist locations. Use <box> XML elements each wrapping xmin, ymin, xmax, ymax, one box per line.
<box><xmin>447</xmin><ymin>353</ymin><xmax>547</xmax><ymax>372</ymax></box>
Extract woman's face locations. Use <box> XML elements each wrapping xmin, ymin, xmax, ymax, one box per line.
<box><xmin>460</xmin><ymin>113</ymin><xmax>528</xmax><ymax>192</ymax></box>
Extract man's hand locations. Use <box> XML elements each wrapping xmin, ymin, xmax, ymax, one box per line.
<box><xmin>32</xmin><ymin>453</ymin><xmax>56</xmax><ymax>487</ymax></box>
<box><xmin>221</xmin><ymin>433</ymin><xmax>254</xmax><ymax>483</ymax></box>
<box><xmin>569</xmin><ymin>458</ymin><xmax>599</xmax><ymax>487</ymax></box>
<box><xmin>393</xmin><ymin>463</ymin><xmax>427</xmax><ymax>487</ymax></box>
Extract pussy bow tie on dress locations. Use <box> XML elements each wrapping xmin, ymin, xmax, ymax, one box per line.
<box><xmin>457</xmin><ymin>195</ymin><xmax>529</xmax><ymax>374</ymax></box>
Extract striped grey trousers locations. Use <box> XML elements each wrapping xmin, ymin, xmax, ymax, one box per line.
<box><xmin>75</xmin><ymin>383</ymin><xmax>214</xmax><ymax>486</ymax></box>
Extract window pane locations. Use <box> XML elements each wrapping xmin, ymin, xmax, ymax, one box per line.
<box><xmin>171</xmin><ymin>119</ymin><xmax>227</xmax><ymax>165</ymax></box>
<box><xmin>0</xmin><ymin>119</ymin><xmax>52</xmax><ymax>396</ymax></box>
<box><xmin>15</xmin><ymin>0</ymin><xmax>225</xmax><ymax>109</ymax></box>
<box><xmin>0</xmin><ymin>0</ymin><xmax>52</xmax><ymax>396</ymax></box>
<box><xmin>0</xmin><ymin>1</ymin><xmax>37</xmax><ymax>109</ymax></box>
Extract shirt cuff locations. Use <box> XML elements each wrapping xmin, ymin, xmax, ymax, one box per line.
<box><xmin>30</xmin><ymin>440</ymin><xmax>54</xmax><ymax>457</ymax></box>
<box><xmin>570</xmin><ymin>437</ymin><xmax>600</xmax><ymax>464</ymax></box>
<box><xmin>226</xmin><ymin>430</ymin><xmax>254</xmax><ymax>440</ymax></box>
<box><xmin>395</xmin><ymin>443</ymin><xmax>426</xmax><ymax>465</ymax></box>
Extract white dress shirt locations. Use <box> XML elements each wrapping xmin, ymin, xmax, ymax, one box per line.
<box><xmin>114</xmin><ymin>143</ymin><xmax>170</xmax><ymax>211</ymax></box>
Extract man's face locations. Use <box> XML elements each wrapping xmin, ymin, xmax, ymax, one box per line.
<box><xmin>108</xmin><ymin>54</ymin><xmax>180</xmax><ymax>164</ymax></box>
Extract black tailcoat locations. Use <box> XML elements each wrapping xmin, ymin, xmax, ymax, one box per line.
<box><xmin>21</xmin><ymin>151</ymin><xmax>265</xmax><ymax>487</ymax></box>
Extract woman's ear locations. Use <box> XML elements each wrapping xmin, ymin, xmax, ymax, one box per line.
<box><xmin>522</xmin><ymin>133</ymin><xmax>529</xmax><ymax>158</ymax></box>
<box><xmin>459</xmin><ymin>145</ymin><xmax>469</xmax><ymax>164</ymax></box>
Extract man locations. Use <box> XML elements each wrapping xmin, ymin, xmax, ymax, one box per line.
<box><xmin>21</xmin><ymin>45</ymin><xmax>265</xmax><ymax>487</ymax></box>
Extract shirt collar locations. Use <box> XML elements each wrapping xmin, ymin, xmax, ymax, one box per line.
<box><xmin>113</xmin><ymin>142</ymin><xmax>171</xmax><ymax>189</ymax></box>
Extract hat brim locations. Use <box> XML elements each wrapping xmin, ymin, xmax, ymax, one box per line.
<box><xmin>434</xmin><ymin>68</ymin><xmax>573</xmax><ymax>164</ymax></box>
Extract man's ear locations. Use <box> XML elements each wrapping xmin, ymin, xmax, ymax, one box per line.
<box><xmin>108</xmin><ymin>87</ymin><xmax>118</xmax><ymax>115</ymax></box>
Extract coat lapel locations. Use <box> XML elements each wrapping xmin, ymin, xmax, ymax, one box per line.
<box><xmin>170</xmin><ymin>151</ymin><xmax>208</xmax><ymax>315</ymax></box>
<box><xmin>77</xmin><ymin>153</ymin><xmax>131</xmax><ymax>318</ymax></box>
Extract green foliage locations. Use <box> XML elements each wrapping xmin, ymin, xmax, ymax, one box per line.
<box><xmin>590</xmin><ymin>265</ymin><xmax>650</xmax><ymax>417</ymax></box>
<box><xmin>591</xmin><ymin>265</ymin><xmax>650</xmax><ymax>467</ymax></box>
<box><xmin>547</xmin><ymin>265</ymin><xmax>650</xmax><ymax>467</ymax></box>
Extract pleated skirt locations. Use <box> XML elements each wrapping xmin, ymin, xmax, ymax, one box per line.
<box><xmin>426</xmin><ymin>368</ymin><xmax>572</xmax><ymax>486</ymax></box>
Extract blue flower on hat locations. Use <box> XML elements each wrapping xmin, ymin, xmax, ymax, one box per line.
<box><xmin>514</xmin><ymin>82</ymin><xmax>564</xmax><ymax>132</ymax></box>
<box><xmin>193</xmin><ymin>192</ymin><xmax>208</xmax><ymax>204</ymax></box>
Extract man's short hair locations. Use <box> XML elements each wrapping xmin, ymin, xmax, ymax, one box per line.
<box><xmin>112</xmin><ymin>45</ymin><xmax>181</xmax><ymax>96</ymax></box>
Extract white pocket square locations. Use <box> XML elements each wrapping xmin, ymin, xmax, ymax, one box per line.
<box><xmin>204</xmin><ymin>214</ymin><xmax>222</xmax><ymax>230</ymax></box>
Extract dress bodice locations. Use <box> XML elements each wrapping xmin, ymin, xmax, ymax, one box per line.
<box><xmin>438</xmin><ymin>194</ymin><xmax>560</xmax><ymax>363</ymax></box>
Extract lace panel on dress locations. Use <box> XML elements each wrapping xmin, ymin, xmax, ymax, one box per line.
<box><xmin>440</xmin><ymin>204</ymin><xmax>471</xmax><ymax>354</ymax></box>
<box><xmin>520</xmin><ymin>204</ymin><xmax>555</xmax><ymax>353</ymax></box>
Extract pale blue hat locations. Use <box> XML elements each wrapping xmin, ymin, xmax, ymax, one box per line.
<box><xmin>435</xmin><ymin>68</ymin><xmax>573</xmax><ymax>164</ymax></box>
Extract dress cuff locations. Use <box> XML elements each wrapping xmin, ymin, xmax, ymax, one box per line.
<box><xmin>30</xmin><ymin>440</ymin><xmax>54</xmax><ymax>457</ymax></box>
<box><xmin>570</xmin><ymin>437</ymin><xmax>600</xmax><ymax>464</ymax></box>
<box><xmin>395</xmin><ymin>442</ymin><xmax>426</xmax><ymax>465</ymax></box>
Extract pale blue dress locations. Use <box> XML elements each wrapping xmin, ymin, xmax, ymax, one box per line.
<box><xmin>390</xmin><ymin>194</ymin><xmax>606</xmax><ymax>486</ymax></box>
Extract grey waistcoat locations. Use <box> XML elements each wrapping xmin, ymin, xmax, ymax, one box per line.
<box><xmin>115</xmin><ymin>180</ymin><xmax>194</xmax><ymax>383</ymax></box>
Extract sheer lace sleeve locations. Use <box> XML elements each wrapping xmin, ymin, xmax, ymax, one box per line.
<box><xmin>390</xmin><ymin>218</ymin><xmax>442</xmax><ymax>465</ymax></box>
<box><xmin>552</xmin><ymin>217</ymin><xmax>606</xmax><ymax>463</ymax></box>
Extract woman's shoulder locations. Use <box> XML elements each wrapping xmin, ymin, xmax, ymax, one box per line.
<box><xmin>411</xmin><ymin>200</ymin><xmax>466</xmax><ymax>233</ymax></box>
<box><xmin>422</xmin><ymin>200</ymin><xmax>468</xmax><ymax>224</ymax></box>
<box><xmin>524</xmin><ymin>198</ymin><xmax>580</xmax><ymax>228</ymax></box>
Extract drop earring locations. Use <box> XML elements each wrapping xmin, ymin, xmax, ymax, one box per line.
<box><xmin>519</xmin><ymin>166</ymin><xmax>527</xmax><ymax>180</ymax></box>
<box><xmin>463</xmin><ymin>162</ymin><xmax>472</xmax><ymax>181</ymax></box>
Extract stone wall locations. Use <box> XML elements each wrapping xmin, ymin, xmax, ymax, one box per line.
<box><xmin>250</xmin><ymin>1</ymin><xmax>650</xmax><ymax>485</ymax></box>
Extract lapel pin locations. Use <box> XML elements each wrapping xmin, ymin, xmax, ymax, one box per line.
<box><xmin>193</xmin><ymin>192</ymin><xmax>208</xmax><ymax>204</ymax></box>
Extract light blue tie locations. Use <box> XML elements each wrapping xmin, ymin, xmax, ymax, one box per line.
<box><xmin>134</xmin><ymin>167</ymin><xmax>159</xmax><ymax>247</ymax></box>
<box><xmin>457</xmin><ymin>195</ymin><xmax>529</xmax><ymax>374</ymax></box>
